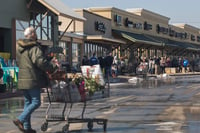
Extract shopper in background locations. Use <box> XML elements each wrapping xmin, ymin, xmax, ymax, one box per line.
<box><xmin>178</xmin><ymin>57</ymin><xmax>183</xmax><ymax>73</ymax></box>
<box><xmin>183</xmin><ymin>57</ymin><xmax>189</xmax><ymax>72</ymax></box>
<box><xmin>14</xmin><ymin>27</ymin><xmax>59</xmax><ymax>133</ymax></box>
<box><xmin>90</xmin><ymin>52</ymin><xmax>99</xmax><ymax>66</ymax></box>
<box><xmin>104</xmin><ymin>52</ymin><xmax>114</xmax><ymax>79</ymax></box>
<box><xmin>82</xmin><ymin>55</ymin><xmax>90</xmax><ymax>66</ymax></box>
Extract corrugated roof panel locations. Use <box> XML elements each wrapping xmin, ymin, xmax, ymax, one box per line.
<box><xmin>113</xmin><ymin>29</ymin><xmax>164</xmax><ymax>47</ymax></box>
<box><xmin>38</xmin><ymin>0</ymin><xmax>86</xmax><ymax>21</ymax></box>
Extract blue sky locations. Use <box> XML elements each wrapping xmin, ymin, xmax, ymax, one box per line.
<box><xmin>61</xmin><ymin>0</ymin><xmax>200</xmax><ymax>29</ymax></box>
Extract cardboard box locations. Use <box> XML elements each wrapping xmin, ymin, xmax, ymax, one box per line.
<box><xmin>170</xmin><ymin>68</ymin><xmax>177</xmax><ymax>74</ymax></box>
<box><xmin>165</xmin><ymin>68</ymin><xmax>171</xmax><ymax>74</ymax></box>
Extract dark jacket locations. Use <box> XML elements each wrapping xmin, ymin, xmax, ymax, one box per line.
<box><xmin>16</xmin><ymin>39</ymin><xmax>57</xmax><ymax>90</ymax></box>
<box><xmin>98</xmin><ymin>56</ymin><xmax>105</xmax><ymax>68</ymax></box>
<box><xmin>90</xmin><ymin>56</ymin><xmax>99</xmax><ymax>66</ymax></box>
<box><xmin>104</xmin><ymin>55</ymin><xmax>113</xmax><ymax>67</ymax></box>
<box><xmin>82</xmin><ymin>56</ymin><xmax>90</xmax><ymax>66</ymax></box>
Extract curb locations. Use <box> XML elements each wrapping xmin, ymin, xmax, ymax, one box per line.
<box><xmin>1</xmin><ymin>72</ymin><xmax>200</xmax><ymax>99</ymax></box>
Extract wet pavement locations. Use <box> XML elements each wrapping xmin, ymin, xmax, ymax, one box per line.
<box><xmin>1</xmin><ymin>74</ymin><xmax>200</xmax><ymax>132</ymax></box>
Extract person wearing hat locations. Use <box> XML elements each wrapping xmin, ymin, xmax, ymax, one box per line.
<box><xmin>13</xmin><ymin>27</ymin><xmax>59</xmax><ymax>133</ymax></box>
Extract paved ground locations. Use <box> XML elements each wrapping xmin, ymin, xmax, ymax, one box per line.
<box><xmin>1</xmin><ymin>72</ymin><xmax>200</xmax><ymax>133</ymax></box>
<box><xmin>0</xmin><ymin>75</ymin><xmax>129</xmax><ymax>133</ymax></box>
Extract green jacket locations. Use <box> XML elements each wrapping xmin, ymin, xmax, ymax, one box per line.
<box><xmin>16</xmin><ymin>39</ymin><xmax>58</xmax><ymax>89</ymax></box>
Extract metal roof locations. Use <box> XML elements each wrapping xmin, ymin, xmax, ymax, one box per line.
<box><xmin>86</xmin><ymin>35</ymin><xmax>126</xmax><ymax>44</ymax></box>
<box><xmin>112</xmin><ymin>29</ymin><xmax>164</xmax><ymax>47</ymax></box>
<box><xmin>38</xmin><ymin>0</ymin><xmax>86</xmax><ymax>21</ymax></box>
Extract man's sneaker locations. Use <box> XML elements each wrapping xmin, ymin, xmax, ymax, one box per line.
<box><xmin>13</xmin><ymin>119</ymin><xmax>24</xmax><ymax>132</ymax></box>
<box><xmin>24</xmin><ymin>129</ymin><xmax>36</xmax><ymax>133</ymax></box>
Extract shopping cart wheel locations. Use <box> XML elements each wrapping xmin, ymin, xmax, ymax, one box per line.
<box><xmin>87</xmin><ymin>121</ymin><xmax>93</xmax><ymax>131</ymax></box>
<box><xmin>62</xmin><ymin>124</ymin><xmax>69</xmax><ymax>133</ymax></box>
<box><xmin>41</xmin><ymin>122</ymin><xmax>48</xmax><ymax>131</ymax></box>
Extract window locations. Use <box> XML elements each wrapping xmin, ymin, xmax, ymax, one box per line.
<box><xmin>59</xmin><ymin>41</ymin><xmax>69</xmax><ymax>62</ymax></box>
<box><xmin>16</xmin><ymin>20</ymin><xmax>29</xmax><ymax>40</ymax></box>
<box><xmin>16</xmin><ymin>12</ymin><xmax>52</xmax><ymax>41</ymax></box>
<box><xmin>72</xmin><ymin>43</ymin><xmax>81</xmax><ymax>71</ymax></box>
<box><xmin>114</xmin><ymin>15</ymin><xmax>122</xmax><ymax>26</ymax></box>
<box><xmin>30</xmin><ymin>12</ymin><xmax>52</xmax><ymax>40</ymax></box>
<box><xmin>144</xmin><ymin>21</ymin><xmax>152</xmax><ymax>30</ymax></box>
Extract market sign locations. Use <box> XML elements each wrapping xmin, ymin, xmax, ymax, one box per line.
<box><xmin>156</xmin><ymin>24</ymin><xmax>168</xmax><ymax>34</ymax></box>
<box><xmin>191</xmin><ymin>34</ymin><xmax>196</xmax><ymax>41</ymax></box>
<box><xmin>197</xmin><ymin>36</ymin><xmax>200</xmax><ymax>42</ymax></box>
<box><xmin>124</xmin><ymin>18</ymin><xmax>133</xmax><ymax>27</ymax></box>
<box><xmin>124</xmin><ymin>18</ymin><xmax>143</xmax><ymax>29</ymax></box>
<box><xmin>133</xmin><ymin>23</ymin><xmax>143</xmax><ymax>29</ymax></box>
<box><xmin>95</xmin><ymin>21</ymin><xmax>106</xmax><ymax>33</ymax></box>
<box><xmin>143</xmin><ymin>21</ymin><xmax>152</xmax><ymax>30</ymax></box>
<box><xmin>157</xmin><ymin>25</ymin><xmax>189</xmax><ymax>40</ymax></box>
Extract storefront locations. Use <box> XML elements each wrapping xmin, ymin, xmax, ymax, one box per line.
<box><xmin>0</xmin><ymin>0</ymin><xmax>85</xmax><ymax>88</ymax></box>
<box><xmin>59</xmin><ymin>9</ymin><xmax>125</xmax><ymax>71</ymax></box>
<box><xmin>87</xmin><ymin>7</ymin><xmax>200</xmax><ymax>59</ymax></box>
<box><xmin>58</xmin><ymin>32</ymin><xmax>85</xmax><ymax>72</ymax></box>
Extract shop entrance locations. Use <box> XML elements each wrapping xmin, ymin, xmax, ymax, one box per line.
<box><xmin>0</xmin><ymin>28</ymin><xmax>11</xmax><ymax>53</ymax></box>
<box><xmin>0</xmin><ymin>35</ymin><xmax>4</xmax><ymax>52</ymax></box>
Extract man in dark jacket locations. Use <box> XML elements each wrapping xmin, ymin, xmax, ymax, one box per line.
<box><xmin>13</xmin><ymin>27</ymin><xmax>58</xmax><ymax>133</ymax></box>
<box><xmin>90</xmin><ymin>52</ymin><xmax>99</xmax><ymax>66</ymax></box>
<box><xmin>104</xmin><ymin>52</ymin><xmax>114</xmax><ymax>78</ymax></box>
<box><xmin>82</xmin><ymin>55</ymin><xmax>90</xmax><ymax>66</ymax></box>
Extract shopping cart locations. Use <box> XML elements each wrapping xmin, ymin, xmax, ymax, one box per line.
<box><xmin>136</xmin><ymin>64</ymin><xmax>148</xmax><ymax>79</ymax></box>
<box><xmin>41</xmin><ymin>67</ymin><xmax>109</xmax><ymax>133</ymax></box>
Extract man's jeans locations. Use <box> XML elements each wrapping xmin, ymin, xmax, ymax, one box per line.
<box><xmin>105</xmin><ymin>66</ymin><xmax>112</xmax><ymax>79</ymax></box>
<box><xmin>18</xmin><ymin>88</ymin><xmax>41</xmax><ymax>130</ymax></box>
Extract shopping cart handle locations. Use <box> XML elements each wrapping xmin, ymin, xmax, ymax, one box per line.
<box><xmin>46</xmin><ymin>70</ymin><xmax>66</xmax><ymax>80</ymax></box>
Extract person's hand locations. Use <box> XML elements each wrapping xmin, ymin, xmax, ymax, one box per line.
<box><xmin>52</xmin><ymin>57</ymin><xmax>60</xmax><ymax>68</ymax></box>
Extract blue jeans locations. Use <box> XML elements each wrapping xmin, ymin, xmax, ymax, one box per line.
<box><xmin>18</xmin><ymin>88</ymin><xmax>41</xmax><ymax>130</ymax></box>
<box><xmin>105</xmin><ymin>66</ymin><xmax>112</xmax><ymax>79</ymax></box>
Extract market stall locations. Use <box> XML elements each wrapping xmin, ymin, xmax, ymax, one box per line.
<box><xmin>0</xmin><ymin>57</ymin><xmax>18</xmax><ymax>92</ymax></box>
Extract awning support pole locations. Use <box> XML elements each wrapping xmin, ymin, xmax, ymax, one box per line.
<box><xmin>35</xmin><ymin>10</ymin><xmax>49</xmax><ymax>30</ymax></box>
<box><xmin>18</xmin><ymin>21</ymin><xmax>26</xmax><ymax>30</ymax></box>
<box><xmin>58</xmin><ymin>19</ymin><xmax>74</xmax><ymax>42</ymax></box>
<box><xmin>34</xmin><ymin>12</ymin><xmax>50</xmax><ymax>40</ymax></box>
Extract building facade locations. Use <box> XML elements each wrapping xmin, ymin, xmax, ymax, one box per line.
<box><xmin>1</xmin><ymin>1</ymin><xmax>200</xmax><ymax>71</ymax></box>
<box><xmin>0</xmin><ymin>0</ymin><xmax>85</xmax><ymax>60</ymax></box>
<box><xmin>87</xmin><ymin>7</ymin><xmax>200</xmax><ymax>59</ymax></box>
<box><xmin>59</xmin><ymin>9</ymin><xmax>125</xmax><ymax>71</ymax></box>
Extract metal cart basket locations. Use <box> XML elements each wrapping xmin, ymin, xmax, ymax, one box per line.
<box><xmin>41</xmin><ymin>67</ymin><xmax>109</xmax><ymax>133</ymax></box>
<box><xmin>136</xmin><ymin>63</ymin><xmax>148</xmax><ymax>78</ymax></box>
